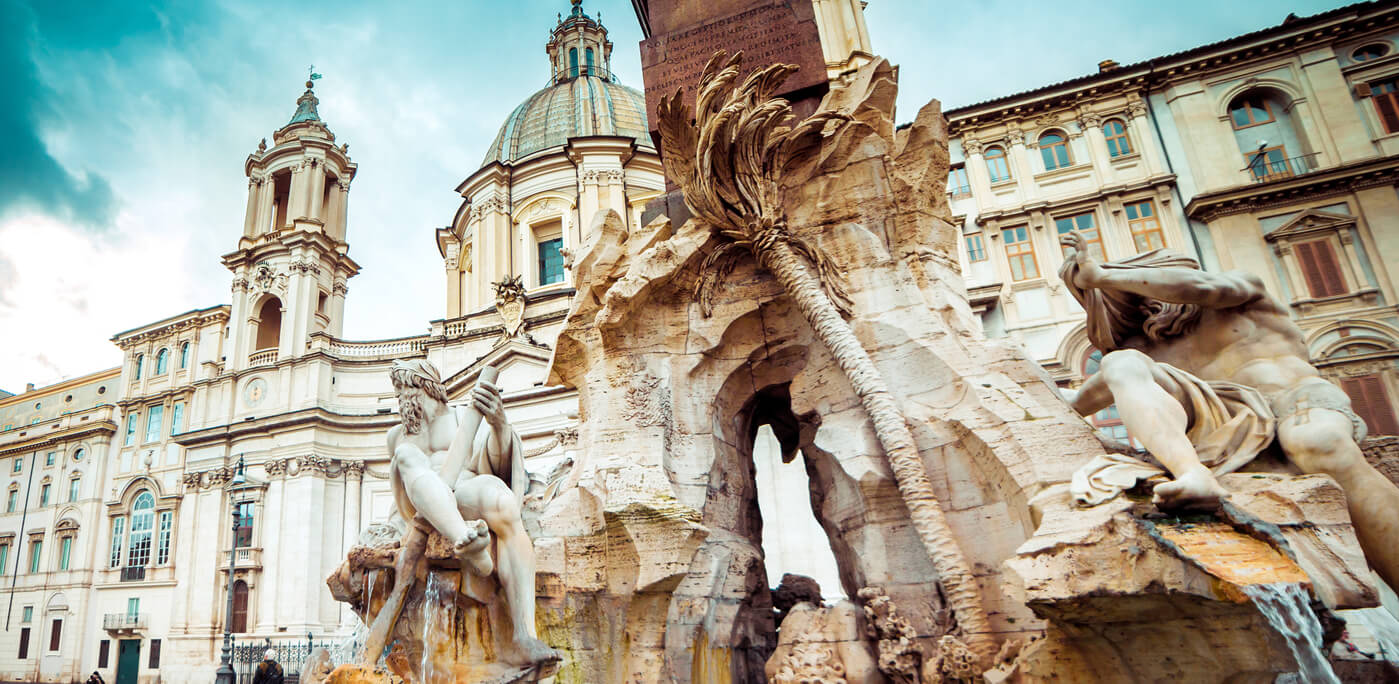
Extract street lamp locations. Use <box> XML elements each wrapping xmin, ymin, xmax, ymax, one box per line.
<box><xmin>215</xmin><ymin>456</ymin><xmax>247</xmax><ymax>684</ymax></box>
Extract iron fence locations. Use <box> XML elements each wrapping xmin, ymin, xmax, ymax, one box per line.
<box><xmin>1244</xmin><ymin>152</ymin><xmax>1321</xmax><ymax>183</ymax></box>
<box><xmin>230</xmin><ymin>637</ymin><xmax>349</xmax><ymax>684</ymax></box>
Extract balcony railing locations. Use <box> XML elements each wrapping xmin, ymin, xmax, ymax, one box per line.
<box><xmin>947</xmin><ymin>184</ymin><xmax>972</xmax><ymax>198</ymax></box>
<box><xmin>103</xmin><ymin>613</ymin><xmax>148</xmax><ymax>631</ymax></box>
<box><xmin>223</xmin><ymin>546</ymin><xmax>262</xmax><ymax>569</ymax></box>
<box><xmin>120</xmin><ymin>566</ymin><xmax>146</xmax><ymax>582</ymax></box>
<box><xmin>247</xmin><ymin>348</ymin><xmax>279</xmax><ymax>367</ymax></box>
<box><xmin>1244</xmin><ymin>152</ymin><xmax>1320</xmax><ymax>183</ymax></box>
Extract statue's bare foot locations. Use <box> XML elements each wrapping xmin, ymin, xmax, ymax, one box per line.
<box><xmin>455</xmin><ymin>519</ymin><xmax>493</xmax><ymax>576</ymax></box>
<box><xmin>1152</xmin><ymin>466</ymin><xmax>1227</xmax><ymax>510</ymax></box>
<box><xmin>505</xmin><ymin>636</ymin><xmax>561</xmax><ymax>667</ymax></box>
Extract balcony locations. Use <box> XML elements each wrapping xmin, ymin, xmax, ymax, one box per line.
<box><xmin>222</xmin><ymin>546</ymin><xmax>262</xmax><ymax>570</ymax></box>
<box><xmin>1245</xmin><ymin>152</ymin><xmax>1320</xmax><ymax>183</ymax></box>
<box><xmin>104</xmin><ymin>613</ymin><xmax>148</xmax><ymax>633</ymax></box>
<box><xmin>247</xmin><ymin>348</ymin><xmax>278</xmax><ymax>367</ymax></box>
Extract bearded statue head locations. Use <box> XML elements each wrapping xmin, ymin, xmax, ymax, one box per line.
<box><xmin>390</xmin><ymin>359</ymin><xmax>449</xmax><ymax>435</ymax></box>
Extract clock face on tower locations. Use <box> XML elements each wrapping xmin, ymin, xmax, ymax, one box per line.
<box><xmin>244</xmin><ymin>378</ymin><xmax>268</xmax><ymax>408</ymax></box>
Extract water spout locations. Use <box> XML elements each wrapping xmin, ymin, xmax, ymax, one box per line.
<box><xmin>421</xmin><ymin>571</ymin><xmax>455</xmax><ymax>684</ymax></box>
<box><xmin>1242</xmin><ymin>583</ymin><xmax>1339</xmax><ymax>684</ymax></box>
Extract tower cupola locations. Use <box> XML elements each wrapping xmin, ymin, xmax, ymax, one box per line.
<box><xmin>546</xmin><ymin>0</ymin><xmax>613</xmax><ymax>82</ymax></box>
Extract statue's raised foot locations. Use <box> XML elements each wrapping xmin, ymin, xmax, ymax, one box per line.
<box><xmin>480</xmin><ymin>654</ymin><xmax>561</xmax><ymax>684</ymax></box>
<box><xmin>454</xmin><ymin>519</ymin><xmax>493</xmax><ymax>576</ymax></box>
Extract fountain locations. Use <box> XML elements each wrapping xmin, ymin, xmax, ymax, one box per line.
<box><xmin>1243</xmin><ymin>583</ymin><xmax>1341</xmax><ymax>684</ymax></box>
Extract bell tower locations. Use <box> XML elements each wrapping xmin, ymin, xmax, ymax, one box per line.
<box><xmin>222</xmin><ymin>77</ymin><xmax>359</xmax><ymax>371</ymax></box>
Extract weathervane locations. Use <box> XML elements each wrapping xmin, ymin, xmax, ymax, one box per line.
<box><xmin>307</xmin><ymin>65</ymin><xmax>323</xmax><ymax>87</ymax></box>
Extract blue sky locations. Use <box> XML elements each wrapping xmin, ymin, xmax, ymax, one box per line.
<box><xmin>0</xmin><ymin>0</ymin><xmax>1349</xmax><ymax>391</ymax></box>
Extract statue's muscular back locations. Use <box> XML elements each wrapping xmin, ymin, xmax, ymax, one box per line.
<box><xmin>1121</xmin><ymin>272</ymin><xmax>1318</xmax><ymax>398</ymax></box>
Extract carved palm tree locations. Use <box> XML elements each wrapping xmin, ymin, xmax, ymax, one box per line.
<box><xmin>657</xmin><ymin>52</ymin><xmax>995</xmax><ymax>661</ymax></box>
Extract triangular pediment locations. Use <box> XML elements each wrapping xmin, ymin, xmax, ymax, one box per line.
<box><xmin>441</xmin><ymin>339</ymin><xmax>554</xmax><ymax>399</ymax></box>
<box><xmin>1265</xmin><ymin>208</ymin><xmax>1355</xmax><ymax>242</ymax></box>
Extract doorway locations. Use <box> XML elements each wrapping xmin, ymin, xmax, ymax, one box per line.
<box><xmin>116</xmin><ymin>639</ymin><xmax>140</xmax><ymax>684</ymax></box>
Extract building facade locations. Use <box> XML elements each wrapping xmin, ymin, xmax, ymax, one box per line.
<box><xmin>947</xmin><ymin>0</ymin><xmax>1399</xmax><ymax>441</ymax></box>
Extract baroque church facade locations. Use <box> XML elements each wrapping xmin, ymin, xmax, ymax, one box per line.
<box><xmin>1</xmin><ymin>1</ymin><xmax>1397</xmax><ymax>682</ymax></box>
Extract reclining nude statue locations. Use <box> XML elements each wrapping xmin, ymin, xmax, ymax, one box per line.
<box><xmin>1056</xmin><ymin>231</ymin><xmax>1399</xmax><ymax>591</ymax></box>
<box><xmin>365</xmin><ymin>358</ymin><xmax>558</xmax><ymax>667</ymax></box>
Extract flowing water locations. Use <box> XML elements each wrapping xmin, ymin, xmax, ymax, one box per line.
<box><xmin>420</xmin><ymin>571</ymin><xmax>456</xmax><ymax>684</ymax></box>
<box><xmin>1242</xmin><ymin>582</ymin><xmax>1340</xmax><ymax>684</ymax></box>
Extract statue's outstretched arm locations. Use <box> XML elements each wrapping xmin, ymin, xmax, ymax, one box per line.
<box><xmin>1060</xmin><ymin>231</ymin><xmax>1264</xmax><ymax>309</ymax></box>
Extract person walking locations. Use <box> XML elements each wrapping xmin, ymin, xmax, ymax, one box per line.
<box><xmin>252</xmin><ymin>649</ymin><xmax>284</xmax><ymax>684</ymax></box>
<box><xmin>86</xmin><ymin>671</ymin><xmax>105</xmax><ymax>684</ymax></box>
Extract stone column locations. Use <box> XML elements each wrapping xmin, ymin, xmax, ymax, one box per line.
<box><xmin>961</xmin><ymin>138</ymin><xmax>992</xmax><ymax>198</ymax></box>
<box><xmin>1127</xmin><ymin>101</ymin><xmax>1167</xmax><ymax>176</ymax></box>
<box><xmin>307</xmin><ymin>163</ymin><xmax>326</xmax><ymax>224</ymax></box>
<box><xmin>1078</xmin><ymin>112</ymin><xmax>1114</xmax><ymax>185</ymax></box>
<box><xmin>339</xmin><ymin>462</ymin><xmax>364</xmax><ymax>625</ymax></box>
<box><xmin>242</xmin><ymin>175</ymin><xmax>261</xmax><ymax>238</ymax></box>
<box><xmin>1010</xmin><ymin>129</ymin><xmax>1039</xmax><ymax>201</ymax></box>
<box><xmin>254</xmin><ymin>175</ymin><xmax>275</xmax><ymax>235</ymax></box>
<box><xmin>331</xmin><ymin>280</ymin><xmax>348</xmax><ymax>337</ymax></box>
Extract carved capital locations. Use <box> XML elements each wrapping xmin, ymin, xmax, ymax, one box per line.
<box><xmin>332</xmin><ymin>280</ymin><xmax>349</xmax><ymax>296</ymax></box>
<box><xmin>342</xmin><ymin>460</ymin><xmax>365</xmax><ymax>480</ymax></box>
<box><xmin>1078</xmin><ymin>112</ymin><xmax>1103</xmax><ymax>129</ymax></box>
<box><xmin>1127</xmin><ymin>101</ymin><xmax>1149</xmax><ymax>119</ymax></box>
<box><xmin>962</xmin><ymin>138</ymin><xmax>984</xmax><ymax>156</ymax></box>
<box><xmin>555</xmin><ymin>426</ymin><xmax>579</xmax><ymax>448</ymax></box>
<box><xmin>264</xmin><ymin>459</ymin><xmax>289</xmax><ymax>478</ymax></box>
<box><xmin>182</xmin><ymin>472</ymin><xmax>204</xmax><ymax>490</ymax></box>
<box><xmin>1006</xmin><ymin>130</ymin><xmax>1025</xmax><ymax>146</ymax></box>
<box><xmin>1339</xmin><ymin>230</ymin><xmax>1355</xmax><ymax>245</ymax></box>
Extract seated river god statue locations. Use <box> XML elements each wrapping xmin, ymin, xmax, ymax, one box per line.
<box><xmin>370</xmin><ymin>358</ymin><xmax>558</xmax><ymax>667</ymax></box>
<box><xmin>1056</xmin><ymin>231</ymin><xmax>1399</xmax><ymax>592</ymax></box>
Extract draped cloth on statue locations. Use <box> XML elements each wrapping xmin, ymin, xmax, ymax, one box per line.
<box><xmin>1060</xmin><ymin>248</ymin><xmax>1205</xmax><ymax>353</ymax></box>
<box><xmin>1071</xmin><ymin>362</ymin><xmax>1278</xmax><ymax>505</ymax></box>
<box><xmin>389</xmin><ymin>407</ymin><xmax>528</xmax><ymax>524</ymax></box>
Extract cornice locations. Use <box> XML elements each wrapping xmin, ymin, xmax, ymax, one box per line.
<box><xmin>0</xmin><ymin>421</ymin><xmax>116</xmax><ymax>458</ymax></box>
<box><xmin>1186</xmin><ymin>156</ymin><xmax>1399</xmax><ymax>222</ymax></box>
<box><xmin>173</xmin><ymin>407</ymin><xmax>397</xmax><ymax>448</ymax></box>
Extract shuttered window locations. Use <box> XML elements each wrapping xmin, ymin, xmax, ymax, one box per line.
<box><xmin>1371</xmin><ymin>78</ymin><xmax>1399</xmax><ymax>134</ymax></box>
<box><xmin>1342</xmin><ymin>375</ymin><xmax>1399</xmax><ymax>436</ymax></box>
<box><xmin>1293</xmin><ymin>239</ymin><xmax>1346</xmax><ymax>298</ymax></box>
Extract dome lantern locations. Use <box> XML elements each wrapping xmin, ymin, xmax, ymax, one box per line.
<box><xmin>546</xmin><ymin>0</ymin><xmax>612</xmax><ymax>83</ymax></box>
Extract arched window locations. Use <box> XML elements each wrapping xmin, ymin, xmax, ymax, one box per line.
<box><xmin>231</xmin><ymin>580</ymin><xmax>249</xmax><ymax>633</ymax></box>
<box><xmin>569</xmin><ymin>48</ymin><xmax>578</xmax><ymax>78</ymax></box>
<box><xmin>126</xmin><ymin>492</ymin><xmax>155</xmax><ymax>571</ymax></box>
<box><xmin>133</xmin><ymin>354</ymin><xmax>144</xmax><ymax>380</ymax></box>
<box><xmin>1103</xmin><ymin>120</ymin><xmax>1132</xmax><ymax>157</ymax></box>
<box><xmin>1353</xmin><ymin>44</ymin><xmax>1389</xmax><ymax>62</ymax></box>
<box><xmin>155</xmin><ymin>349</ymin><xmax>168</xmax><ymax>375</ymax></box>
<box><xmin>585</xmin><ymin>47</ymin><xmax>595</xmax><ymax>76</ymax></box>
<box><xmin>1039</xmin><ymin>131</ymin><xmax>1071</xmax><ymax>170</ymax></box>
<box><xmin>72</xmin><ymin>448</ymin><xmax>84</xmax><ymax>462</ymax></box>
<box><xmin>254</xmin><ymin>298</ymin><xmax>282</xmax><ymax>352</ymax></box>
<box><xmin>985</xmin><ymin>146</ymin><xmax>1012</xmax><ymax>183</ymax></box>
<box><xmin>179</xmin><ymin>342</ymin><xmax>189</xmax><ymax>369</ymax></box>
<box><xmin>1229</xmin><ymin>94</ymin><xmax>1274</xmax><ymax>129</ymax></box>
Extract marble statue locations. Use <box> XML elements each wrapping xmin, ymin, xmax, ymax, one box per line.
<box><xmin>1058</xmin><ymin>230</ymin><xmax>1399</xmax><ymax>590</ymax></box>
<box><xmin>369</xmin><ymin>359</ymin><xmax>558</xmax><ymax>667</ymax></box>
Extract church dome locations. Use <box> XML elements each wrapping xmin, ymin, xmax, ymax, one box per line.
<box><xmin>481</xmin><ymin>75</ymin><xmax>650</xmax><ymax>167</ymax></box>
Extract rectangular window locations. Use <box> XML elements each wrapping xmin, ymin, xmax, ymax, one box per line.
<box><xmin>1001</xmin><ymin>226</ymin><xmax>1040</xmax><ymax>281</ymax></box>
<box><xmin>12</xmin><ymin>458</ymin><xmax>19</xmax><ymax>474</ymax></box>
<box><xmin>171</xmin><ymin>402</ymin><xmax>185</xmax><ymax>435</ymax></box>
<box><xmin>1341</xmin><ymin>374</ymin><xmax>1399</xmax><ymax>436</ymax></box>
<box><xmin>235</xmin><ymin>502</ymin><xmax>255</xmax><ymax>548</ymax></box>
<box><xmin>157</xmin><ymin>511</ymin><xmax>173</xmax><ymax>565</ymax></box>
<box><xmin>127</xmin><ymin>597</ymin><xmax>139</xmax><ymax>617</ymax></box>
<box><xmin>1371</xmin><ymin>77</ymin><xmax>1399</xmax><ymax>134</ymax></box>
<box><xmin>1125</xmin><ymin>200</ymin><xmax>1166</xmax><ymax>252</ymax></box>
<box><xmin>44</xmin><ymin>452</ymin><xmax>54</xmax><ymax>467</ymax></box>
<box><xmin>18</xmin><ymin>627</ymin><xmax>28</xmax><ymax>659</ymax></box>
<box><xmin>1293</xmin><ymin>239</ymin><xmax>1347</xmax><ymax>298</ymax></box>
<box><xmin>965</xmin><ymin>234</ymin><xmax>987</xmax><ymax>262</ymax></box>
<box><xmin>0</xmin><ymin>544</ymin><xmax>9</xmax><ymax>574</ymax></box>
<box><xmin>28</xmin><ymin>540</ymin><xmax>40</xmax><ymax>573</ymax></box>
<box><xmin>124</xmin><ymin>413</ymin><xmax>138</xmax><ymax>446</ymax></box>
<box><xmin>110</xmin><ymin>517</ymin><xmax>125</xmax><ymax>569</ymax></box>
<box><xmin>1055</xmin><ymin>212</ymin><xmax>1105</xmax><ymax>261</ymax></box>
<box><xmin>21</xmin><ymin>606</ymin><xmax>30</xmax><ymax>623</ymax></box>
<box><xmin>144</xmin><ymin>405</ymin><xmax>164</xmax><ymax>443</ymax></box>
<box><xmin>47</xmin><ymin>619</ymin><xmax>60</xmax><ymax>652</ymax></box>
<box><xmin>149</xmin><ymin>638</ymin><xmax>161</xmax><ymax>668</ymax></box>
<box><xmin>38</xmin><ymin>484</ymin><xmax>48</xmax><ymax>508</ymax></box>
<box><xmin>69</xmin><ymin>478</ymin><xmax>80</xmax><ymax>503</ymax></box>
<box><xmin>6</xmin><ymin>490</ymin><xmax>15</xmax><ymax>513</ymax></box>
<box><xmin>1246</xmin><ymin>145</ymin><xmax>1291</xmax><ymax>182</ymax></box>
<box><xmin>59</xmin><ymin>537</ymin><xmax>71</xmax><ymax>570</ymax></box>
<box><xmin>947</xmin><ymin>165</ymin><xmax>970</xmax><ymax>196</ymax></box>
<box><xmin>537</xmin><ymin>237</ymin><xmax>564</xmax><ymax>286</ymax></box>
<box><xmin>99</xmin><ymin>640</ymin><xmax>110</xmax><ymax>668</ymax></box>
<box><xmin>986</xmin><ymin>147</ymin><xmax>1012</xmax><ymax>183</ymax></box>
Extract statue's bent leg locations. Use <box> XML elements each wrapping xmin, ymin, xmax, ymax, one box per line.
<box><xmin>395</xmin><ymin>444</ymin><xmax>476</xmax><ymax>547</ymax></box>
<box><xmin>457</xmin><ymin>476</ymin><xmax>560</xmax><ymax>665</ymax></box>
<box><xmin>1278</xmin><ymin>408</ymin><xmax>1399</xmax><ymax>590</ymax></box>
<box><xmin>1095</xmin><ymin>350</ymin><xmax>1227</xmax><ymax>508</ymax></box>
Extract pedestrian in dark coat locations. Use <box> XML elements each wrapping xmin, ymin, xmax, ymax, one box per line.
<box><xmin>86</xmin><ymin>672</ymin><xmax>105</xmax><ymax>684</ymax></box>
<box><xmin>252</xmin><ymin>649</ymin><xmax>284</xmax><ymax>684</ymax></box>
